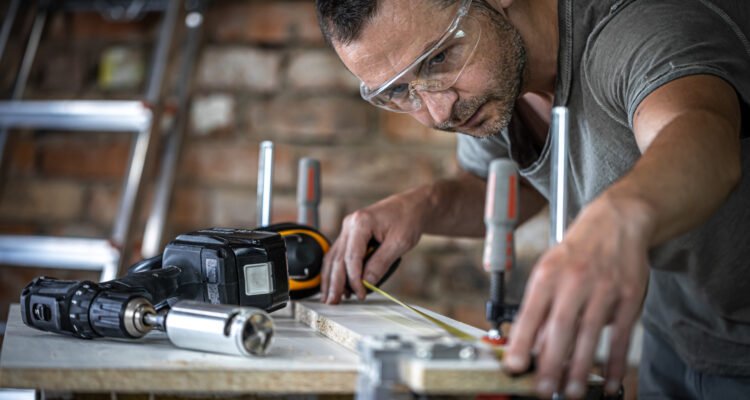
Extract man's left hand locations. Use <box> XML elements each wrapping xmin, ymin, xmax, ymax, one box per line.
<box><xmin>503</xmin><ymin>191</ymin><xmax>653</xmax><ymax>399</ymax></box>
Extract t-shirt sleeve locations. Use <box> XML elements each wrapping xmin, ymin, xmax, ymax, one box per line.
<box><xmin>456</xmin><ymin>130</ymin><xmax>511</xmax><ymax>179</ymax></box>
<box><xmin>583</xmin><ymin>0</ymin><xmax>750</xmax><ymax>129</ymax></box>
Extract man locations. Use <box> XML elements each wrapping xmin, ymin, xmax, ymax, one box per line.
<box><xmin>315</xmin><ymin>0</ymin><xmax>750</xmax><ymax>398</ymax></box>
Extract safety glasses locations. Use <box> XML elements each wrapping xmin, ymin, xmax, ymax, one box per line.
<box><xmin>359</xmin><ymin>0</ymin><xmax>480</xmax><ymax>113</ymax></box>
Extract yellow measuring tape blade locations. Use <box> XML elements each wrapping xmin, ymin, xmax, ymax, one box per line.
<box><xmin>362</xmin><ymin>280</ymin><xmax>479</xmax><ymax>342</ymax></box>
<box><xmin>362</xmin><ymin>281</ymin><xmax>505</xmax><ymax>359</ymax></box>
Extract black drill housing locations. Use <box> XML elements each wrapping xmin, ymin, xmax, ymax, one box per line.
<box><xmin>20</xmin><ymin>227</ymin><xmax>289</xmax><ymax>339</ymax></box>
<box><xmin>162</xmin><ymin>227</ymin><xmax>289</xmax><ymax>309</ymax></box>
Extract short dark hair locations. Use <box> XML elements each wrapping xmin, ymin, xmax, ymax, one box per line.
<box><xmin>316</xmin><ymin>0</ymin><xmax>379</xmax><ymax>46</ymax></box>
<box><xmin>316</xmin><ymin>0</ymin><xmax>456</xmax><ymax>46</ymax></box>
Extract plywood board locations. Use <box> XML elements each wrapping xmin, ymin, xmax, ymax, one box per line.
<box><xmin>295</xmin><ymin>297</ymin><xmax>540</xmax><ymax>395</ymax></box>
<box><xmin>0</xmin><ymin>304</ymin><xmax>358</xmax><ymax>393</ymax></box>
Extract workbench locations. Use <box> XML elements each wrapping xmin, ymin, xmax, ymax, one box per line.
<box><xmin>0</xmin><ymin>298</ymin><xmax>609</xmax><ymax>399</ymax></box>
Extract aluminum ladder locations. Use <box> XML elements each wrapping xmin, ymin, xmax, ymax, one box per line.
<box><xmin>0</xmin><ymin>0</ymin><xmax>179</xmax><ymax>284</ymax></box>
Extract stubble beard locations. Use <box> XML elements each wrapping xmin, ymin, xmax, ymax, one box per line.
<box><xmin>435</xmin><ymin>13</ymin><xmax>527</xmax><ymax>139</ymax></box>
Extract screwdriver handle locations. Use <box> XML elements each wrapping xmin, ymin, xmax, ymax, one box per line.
<box><xmin>297</xmin><ymin>158</ymin><xmax>321</xmax><ymax>229</ymax></box>
<box><xmin>483</xmin><ymin>159</ymin><xmax>519</xmax><ymax>273</ymax></box>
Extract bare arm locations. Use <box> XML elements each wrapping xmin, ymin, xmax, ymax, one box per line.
<box><xmin>423</xmin><ymin>170</ymin><xmax>547</xmax><ymax>237</ymax></box>
<box><xmin>505</xmin><ymin>74</ymin><xmax>742</xmax><ymax>398</ymax></box>
<box><xmin>619</xmin><ymin>74</ymin><xmax>741</xmax><ymax>244</ymax></box>
<box><xmin>321</xmin><ymin>167</ymin><xmax>546</xmax><ymax>303</ymax></box>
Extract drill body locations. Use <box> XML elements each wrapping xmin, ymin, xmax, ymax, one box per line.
<box><xmin>21</xmin><ymin>227</ymin><xmax>290</xmax><ymax>340</ymax></box>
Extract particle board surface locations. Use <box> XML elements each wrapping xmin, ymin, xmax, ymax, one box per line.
<box><xmin>295</xmin><ymin>297</ymin><xmax>539</xmax><ymax>395</ymax></box>
<box><xmin>0</xmin><ymin>304</ymin><xmax>358</xmax><ymax>393</ymax></box>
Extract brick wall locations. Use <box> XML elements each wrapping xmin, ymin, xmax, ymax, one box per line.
<box><xmin>0</xmin><ymin>0</ymin><xmax>546</xmax><ymax>331</ymax></box>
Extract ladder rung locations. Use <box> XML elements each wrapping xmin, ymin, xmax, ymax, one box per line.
<box><xmin>0</xmin><ymin>100</ymin><xmax>152</xmax><ymax>132</ymax></box>
<box><xmin>60</xmin><ymin>0</ymin><xmax>172</xmax><ymax>13</ymax></box>
<box><xmin>0</xmin><ymin>235</ymin><xmax>120</xmax><ymax>281</ymax></box>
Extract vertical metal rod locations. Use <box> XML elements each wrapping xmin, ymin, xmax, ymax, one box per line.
<box><xmin>144</xmin><ymin>0</ymin><xmax>179</xmax><ymax>105</ymax></box>
<box><xmin>112</xmin><ymin>0</ymin><xmax>178</xmax><ymax>252</ymax></box>
<box><xmin>142</xmin><ymin>3</ymin><xmax>204</xmax><ymax>257</ymax></box>
<box><xmin>0</xmin><ymin>0</ymin><xmax>21</xmax><ymax>64</ymax></box>
<box><xmin>549</xmin><ymin>106</ymin><xmax>569</xmax><ymax>246</ymax></box>
<box><xmin>11</xmin><ymin>7</ymin><xmax>46</xmax><ymax>99</ymax></box>
<box><xmin>112</xmin><ymin>121</ymin><xmax>153</xmax><ymax>247</ymax></box>
<box><xmin>257</xmin><ymin>141</ymin><xmax>274</xmax><ymax>227</ymax></box>
<box><xmin>297</xmin><ymin>157</ymin><xmax>321</xmax><ymax>229</ymax></box>
<box><xmin>0</xmin><ymin>6</ymin><xmax>47</xmax><ymax>169</ymax></box>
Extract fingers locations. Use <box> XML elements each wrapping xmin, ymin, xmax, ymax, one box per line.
<box><xmin>326</xmin><ymin>258</ymin><xmax>348</xmax><ymax>304</ymax></box>
<box><xmin>320</xmin><ymin>231</ymin><xmax>345</xmax><ymax>303</ymax></box>
<box><xmin>604</xmin><ymin>297</ymin><xmax>640</xmax><ymax>395</ymax></box>
<box><xmin>321</xmin><ymin>227</ymin><xmax>353</xmax><ymax>304</ymax></box>
<box><xmin>506</xmin><ymin>248</ymin><xmax>627</xmax><ymax>400</ymax></box>
<box><xmin>320</xmin><ymin>244</ymin><xmax>333</xmax><ymax>303</ymax></box>
<box><xmin>505</xmin><ymin>259</ymin><xmax>556</xmax><ymax>374</ymax></box>
<box><xmin>563</xmin><ymin>287</ymin><xmax>615</xmax><ymax>399</ymax></box>
<box><xmin>320</xmin><ymin>194</ymin><xmax>423</xmax><ymax>304</ymax></box>
<box><xmin>534</xmin><ymin>273</ymin><xmax>588</xmax><ymax>398</ymax></box>
<box><xmin>344</xmin><ymin>225</ymin><xmax>371</xmax><ymax>300</ymax></box>
<box><xmin>321</xmin><ymin>209</ymin><xmax>381</xmax><ymax>304</ymax></box>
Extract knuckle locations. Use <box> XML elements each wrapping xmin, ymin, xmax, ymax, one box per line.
<box><xmin>402</xmin><ymin>231</ymin><xmax>420</xmax><ymax>249</ymax></box>
<box><xmin>596</xmin><ymin>281</ymin><xmax>617</xmax><ymax>301</ymax></box>
<box><xmin>346</xmin><ymin>210</ymin><xmax>372</xmax><ymax>228</ymax></box>
<box><xmin>618</xmin><ymin>285</ymin><xmax>639</xmax><ymax>302</ymax></box>
<box><xmin>566</xmin><ymin>257</ymin><xmax>594</xmax><ymax>279</ymax></box>
<box><xmin>580</xmin><ymin>313</ymin><xmax>602</xmax><ymax>332</ymax></box>
<box><xmin>530</xmin><ymin>262</ymin><xmax>556</xmax><ymax>285</ymax></box>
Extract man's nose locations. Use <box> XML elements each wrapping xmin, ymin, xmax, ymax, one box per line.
<box><xmin>419</xmin><ymin>89</ymin><xmax>458</xmax><ymax>125</ymax></box>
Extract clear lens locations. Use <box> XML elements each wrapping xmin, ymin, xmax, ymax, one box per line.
<box><xmin>361</xmin><ymin>10</ymin><xmax>480</xmax><ymax>113</ymax></box>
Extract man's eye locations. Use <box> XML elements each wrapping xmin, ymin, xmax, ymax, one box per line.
<box><xmin>386</xmin><ymin>83</ymin><xmax>409</xmax><ymax>100</ymax></box>
<box><xmin>428</xmin><ymin>51</ymin><xmax>446</xmax><ymax>68</ymax></box>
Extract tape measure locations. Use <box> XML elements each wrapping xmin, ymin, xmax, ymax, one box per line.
<box><xmin>362</xmin><ymin>280</ymin><xmax>506</xmax><ymax>358</ymax></box>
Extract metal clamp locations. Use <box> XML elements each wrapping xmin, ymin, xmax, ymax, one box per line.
<box><xmin>356</xmin><ymin>334</ymin><xmax>478</xmax><ymax>400</ymax></box>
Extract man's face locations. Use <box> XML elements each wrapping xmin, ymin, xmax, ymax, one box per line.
<box><xmin>335</xmin><ymin>0</ymin><xmax>527</xmax><ymax>138</ymax></box>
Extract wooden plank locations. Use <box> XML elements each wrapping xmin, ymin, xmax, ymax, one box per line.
<box><xmin>294</xmin><ymin>297</ymin><xmax>473</xmax><ymax>352</ymax></box>
<box><xmin>0</xmin><ymin>304</ymin><xmax>358</xmax><ymax>393</ymax></box>
<box><xmin>294</xmin><ymin>297</ymin><xmax>539</xmax><ymax>395</ymax></box>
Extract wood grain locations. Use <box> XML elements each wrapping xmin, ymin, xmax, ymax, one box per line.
<box><xmin>294</xmin><ymin>297</ymin><xmax>540</xmax><ymax>395</ymax></box>
<box><xmin>0</xmin><ymin>304</ymin><xmax>358</xmax><ymax>393</ymax></box>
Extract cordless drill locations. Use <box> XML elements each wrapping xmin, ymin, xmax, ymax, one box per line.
<box><xmin>20</xmin><ymin>227</ymin><xmax>291</xmax><ymax>340</ymax></box>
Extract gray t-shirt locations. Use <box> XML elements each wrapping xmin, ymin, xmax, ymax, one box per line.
<box><xmin>457</xmin><ymin>0</ymin><xmax>750</xmax><ymax>375</ymax></box>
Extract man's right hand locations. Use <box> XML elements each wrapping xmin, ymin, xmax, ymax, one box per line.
<box><xmin>320</xmin><ymin>187</ymin><xmax>429</xmax><ymax>304</ymax></box>
<box><xmin>319</xmin><ymin>170</ymin><xmax>538</xmax><ymax>304</ymax></box>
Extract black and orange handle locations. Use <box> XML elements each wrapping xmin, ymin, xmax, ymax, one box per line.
<box><xmin>260</xmin><ymin>222</ymin><xmax>330</xmax><ymax>300</ymax></box>
<box><xmin>260</xmin><ymin>222</ymin><xmax>400</xmax><ymax>300</ymax></box>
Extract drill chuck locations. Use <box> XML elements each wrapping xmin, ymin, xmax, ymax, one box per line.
<box><xmin>21</xmin><ymin>277</ymin><xmax>156</xmax><ymax>340</ymax></box>
<box><xmin>122</xmin><ymin>297</ymin><xmax>156</xmax><ymax>338</ymax></box>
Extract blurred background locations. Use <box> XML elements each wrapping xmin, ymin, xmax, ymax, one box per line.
<box><xmin>0</xmin><ymin>0</ymin><xmax>547</xmax><ymax>343</ymax></box>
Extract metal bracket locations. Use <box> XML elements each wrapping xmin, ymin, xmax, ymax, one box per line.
<box><xmin>356</xmin><ymin>334</ymin><xmax>478</xmax><ymax>400</ymax></box>
<box><xmin>356</xmin><ymin>333</ymin><xmax>624</xmax><ymax>400</ymax></box>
